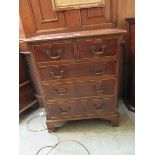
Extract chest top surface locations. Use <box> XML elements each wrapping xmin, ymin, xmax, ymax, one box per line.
<box><xmin>21</xmin><ymin>29</ymin><xmax>126</xmax><ymax>43</ymax></box>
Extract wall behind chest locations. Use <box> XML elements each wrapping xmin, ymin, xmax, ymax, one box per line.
<box><xmin>20</xmin><ymin>0</ymin><xmax>118</xmax><ymax>37</ymax></box>
<box><xmin>117</xmin><ymin>0</ymin><xmax>135</xmax><ymax>28</ymax></box>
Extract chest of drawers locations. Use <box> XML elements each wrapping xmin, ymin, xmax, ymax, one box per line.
<box><xmin>24</xmin><ymin>29</ymin><xmax>125</xmax><ymax>131</ymax></box>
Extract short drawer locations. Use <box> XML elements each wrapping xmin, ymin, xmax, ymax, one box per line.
<box><xmin>38</xmin><ymin>61</ymin><xmax>117</xmax><ymax>81</ymax></box>
<box><xmin>43</xmin><ymin>79</ymin><xmax>116</xmax><ymax>100</ymax></box>
<box><xmin>77</xmin><ymin>38</ymin><xmax>118</xmax><ymax>59</ymax></box>
<box><xmin>47</xmin><ymin>97</ymin><xmax>116</xmax><ymax>117</ymax></box>
<box><xmin>32</xmin><ymin>42</ymin><xmax>75</xmax><ymax>62</ymax></box>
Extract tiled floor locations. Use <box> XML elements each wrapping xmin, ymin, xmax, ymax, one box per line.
<box><xmin>19</xmin><ymin>100</ymin><xmax>135</xmax><ymax>155</ymax></box>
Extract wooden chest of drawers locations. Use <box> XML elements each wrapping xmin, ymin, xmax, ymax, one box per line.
<box><xmin>24</xmin><ymin>29</ymin><xmax>125</xmax><ymax>131</ymax></box>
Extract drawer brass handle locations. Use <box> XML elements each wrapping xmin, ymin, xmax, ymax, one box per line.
<box><xmin>90</xmin><ymin>65</ymin><xmax>106</xmax><ymax>75</ymax></box>
<box><xmin>51</xmin><ymin>70</ymin><xmax>64</xmax><ymax>79</ymax></box>
<box><xmin>92</xmin><ymin>103</ymin><xmax>104</xmax><ymax>110</ymax></box>
<box><xmin>46</xmin><ymin>49</ymin><xmax>63</xmax><ymax>60</ymax></box>
<box><xmin>90</xmin><ymin>45</ymin><xmax>107</xmax><ymax>55</ymax></box>
<box><xmin>94</xmin><ymin>85</ymin><xmax>106</xmax><ymax>93</ymax></box>
<box><xmin>54</xmin><ymin>88</ymin><xmax>68</xmax><ymax>96</ymax></box>
<box><xmin>58</xmin><ymin>107</ymin><xmax>71</xmax><ymax>115</ymax></box>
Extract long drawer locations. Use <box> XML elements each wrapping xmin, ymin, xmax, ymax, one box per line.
<box><xmin>47</xmin><ymin>97</ymin><xmax>116</xmax><ymax>117</ymax></box>
<box><xmin>43</xmin><ymin>79</ymin><xmax>116</xmax><ymax>101</ymax></box>
<box><xmin>38</xmin><ymin>61</ymin><xmax>117</xmax><ymax>81</ymax></box>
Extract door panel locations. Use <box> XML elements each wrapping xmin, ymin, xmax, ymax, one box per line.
<box><xmin>20</xmin><ymin>0</ymin><xmax>117</xmax><ymax>37</ymax></box>
<box><xmin>27</xmin><ymin>0</ymin><xmax>67</xmax><ymax>32</ymax></box>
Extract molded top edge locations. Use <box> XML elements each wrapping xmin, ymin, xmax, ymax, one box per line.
<box><xmin>20</xmin><ymin>29</ymin><xmax>127</xmax><ymax>43</ymax></box>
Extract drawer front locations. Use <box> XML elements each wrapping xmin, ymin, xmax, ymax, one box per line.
<box><xmin>43</xmin><ymin>83</ymin><xmax>77</xmax><ymax>100</ymax></box>
<box><xmin>43</xmin><ymin>79</ymin><xmax>116</xmax><ymax>100</ymax></box>
<box><xmin>39</xmin><ymin>61</ymin><xmax>117</xmax><ymax>81</ymax></box>
<box><xmin>47</xmin><ymin>97</ymin><xmax>116</xmax><ymax>117</ymax></box>
<box><xmin>77</xmin><ymin>38</ymin><xmax>118</xmax><ymax>59</ymax></box>
<box><xmin>47</xmin><ymin>101</ymin><xmax>83</xmax><ymax>117</ymax></box>
<box><xmin>33</xmin><ymin>42</ymin><xmax>75</xmax><ymax>62</ymax></box>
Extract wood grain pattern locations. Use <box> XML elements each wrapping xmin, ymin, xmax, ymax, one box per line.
<box><xmin>47</xmin><ymin>97</ymin><xmax>116</xmax><ymax>117</ymax></box>
<box><xmin>19</xmin><ymin>0</ymin><xmax>36</xmax><ymax>36</ymax></box>
<box><xmin>20</xmin><ymin>0</ymin><xmax>118</xmax><ymax>37</ymax></box>
<box><xmin>24</xmin><ymin>29</ymin><xmax>126</xmax><ymax>42</ymax></box>
<box><xmin>19</xmin><ymin>17</ymin><xmax>26</xmax><ymax>39</ymax></box>
<box><xmin>77</xmin><ymin>37</ymin><xmax>118</xmax><ymax>59</ymax></box>
<box><xmin>33</xmin><ymin>41</ymin><xmax>75</xmax><ymax>62</ymax></box>
<box><xmin>29</xmin><ymin>0</ymin><xmax>67</xmax><ymax>30</ymax></box>
<box><xmin>43</xmin><ymin>79</ymin><xmax>116</xmax><ymax>101</ymax></box>
<box><xmin>117</xmin><ymin>0</ymin><xmax>135</xmax><ymax>28</ymax></box>
<box><xmin>38</xmin><ymin>60</ymin><xmax>117</xmax><ymax>81</ymax></box>
<box><xmin>19</xmin><ymin>0</ymin><xmax>127</xmax><ymax>129</ymax></box>
<box><xmin>21</xmin><ymin>29</ymin><xmax>125</xmax><ymax>130</ymax></box>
